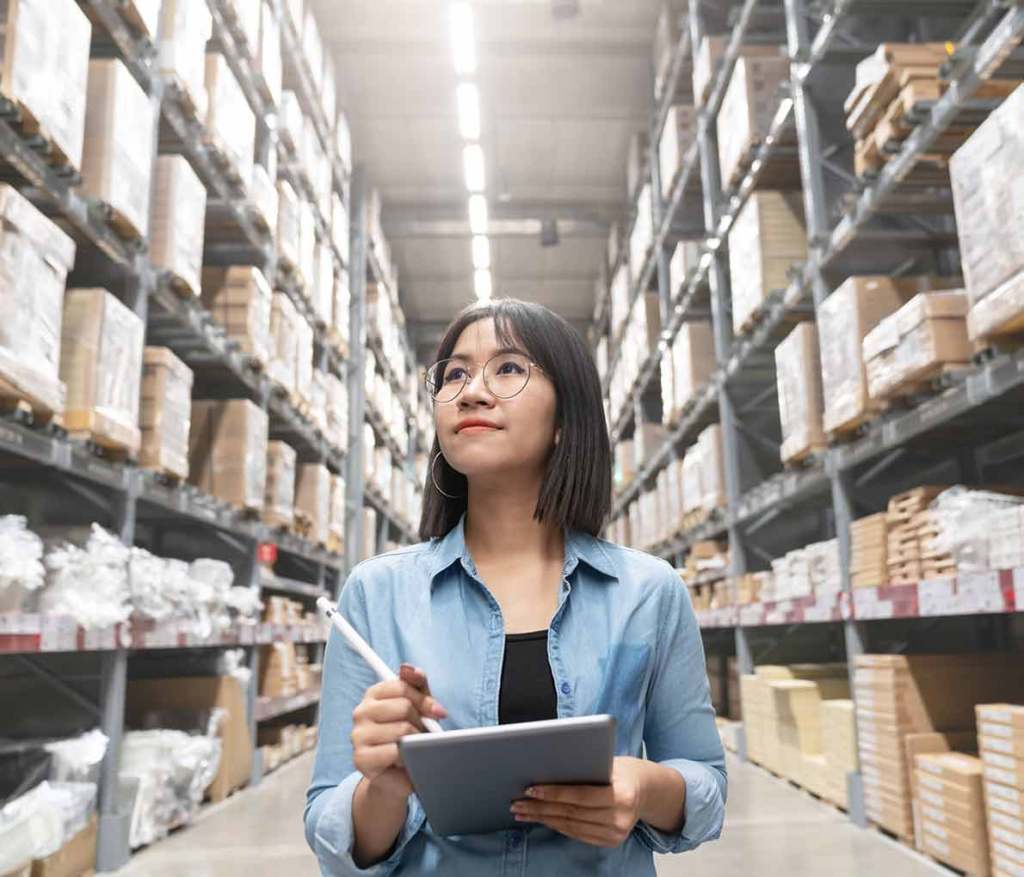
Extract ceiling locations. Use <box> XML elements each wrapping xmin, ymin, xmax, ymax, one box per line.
<box><xmin>309</xmin><ymin>0</ymin><xmax>663</xmax><ymax>359</ymax></box>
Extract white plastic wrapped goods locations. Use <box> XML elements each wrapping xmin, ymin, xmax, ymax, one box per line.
<box><xmin>949</xmin><ymin>84</ymin><xmax>1024</xmax><ymax>306</ymax></box>
<box><xmin>775</xmin><ymin>323</ymin><xmax>825</xmax><ymax>463</ymax></box>
<box><xmin>659</xmin><ymin>104</ymin><xmax>698</xmax><ymax>200</ymax></box>
<box><xmin>256</xmin><ymin>0</ymin><xmax>282</xmax><ymax>107</ymax></box>
<box><xmin>120</xmin><ymin>729</ymin><xmax>222</xmax><ymax>848</ymax></box>
<box><xmin>329</xmin><ymin>474</ymin><xmax>346</xmax><ymax>549</ymax></box>
<box><xmin>250</xmin><ymin>163</ymin><xmax>279</xmax><ymax>233</ymax></box>
<box><xmin>149</xmin><ymin>155</ymin><xmax>207</xmax><ymax>296</ymax></box>
<box><xmin>298</xmin><ymin>198</ymin><xmax>317</xmax><ymax>291</ymax></box>
<box><xmin>278</xmin><ymin>90</ymin><xmax>304</xmax><ymax>156</ymax></box>
<box><xmin>669</xmin><ymin>239</ymin><xmax>701</xmax><ymax>296</ymax></box>
<box><xmin>301</xmin><ymin>8</ymin><xmax>324</xmax><ymax>90</ymax></box>
<box><xmin>669</xmin><ymin>321</ymin><xmax>715</xmax><ymax>420</ymax></box>
<box><xmin>336</xmin><ymin>111</ymin><xmax>352</xmax><ymax>174</ymax></box>
<box><xmin>139</xmin><ymin>347</ymin><xmax>194</xmax><ymax>481</ymax></box>
<box><xmin>629</xmin><ymin>183</ymin><xmax>654</xmax><ymax>289</ymax></box>
<box><xmin>158</xmin><ymin>0</ymin><xmax>212</xmax><ymax>118</ymax></box>
<box><xmin>332</xmin><ymin>192</ymin><xmax>350</xmax><ymax>266</ymax></box>
<box><xmin>276</xmin><ymin>179</ymin><xmax>301</xmax><ymax>271</ymax></box>
<box><xmin>0</xmin><ymin>781</ymin><xmax>96</xmax><ymax>870</ymax></box>
<box><xmin>79</xmin><ymin>59</ymin><xmax>155</xmax><ymax>239</ymax></box>
<box><xmin>0</xmin><ymin>515</ymin><xmax>45</xmax><ymax>612</ymax></box>
<box><xmin>264</xmin><ymin>440</ymin><xmax>296</xmax><ymax>528</ymax></box>
<box><xmin>325</xmin><ymin>372</ymin><xmax>348</xmax><ymax>451</ymax></box>
<box><xmin>44</xmin><ymin>731</ymin><xmax>109</xmax><ymax>783</ymax></box>
<box><xmin>927</xmin><ymin>487</ymin><xmax>1024</xmax><ymax>575</ymax></box>
<box><xmin>333</xmin><ymin>268</ymin><xmax>351</xmax><ymax>348</ymax></box>
<box><xmin>697</xmin><ymin>424</ymin><xmax>726</xmax><ymax>513</ymax></box>
<box><xmin>41</xmin><ymin>525</ymin><xmax>131</xmax><ymax>628</ymax></box>
<box><xmin>295</xmin><ymin>313</ymin><xmax>314</xmax><ymax>406</ymax></box>
<box><xmin>312</xmin><ymin>241</ymin><xmax>333</xmax><ymax>326</ymax></box>
<box><xmin>0</xmin><ymin>0</ymin><xmax>91</xmax><ymax>171</ymax></box>
<box><xmin>296</xmin><ymin>464</ymin><xmax>330</xmax><ymax>547</ymax></box>
<box><xmin>60</xmin><ymin>289</ymin><xmax>145</xmax><ymax>454</ymax></box>
<box><xmin>204</xmin><ymin>53</ymin><xmax>256</xmax><ymax>186</ymax></box>
<box><xmin>268</xmin><ymin>292</ymin><xmax>300</xmax><ymax>394</ymax></box>
<box><xmin>322</xmin><ymin>55</ymin><xmax>337</xmax><ymax>131</ymax></box>
<box><xmin>0</xmin><ymin>185</ymin><xmax>76</xmax><ymax>416</ymax></box>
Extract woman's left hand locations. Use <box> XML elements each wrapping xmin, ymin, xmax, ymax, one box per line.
<box><xmin>509</xmin><ymin>756</ymin><xmax>645</xmax><ymax>848</ymax></box>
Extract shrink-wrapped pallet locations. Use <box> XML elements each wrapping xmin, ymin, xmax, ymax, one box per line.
<box><xmin>295</xmin><ymin>464</ymin><xmax>330</xmax><ymax>547</ymax></box>
<box><xmin>263</xmin><ymin>441</ymin><xmax>296</xmax><ymax>529</ymax></box>
<box><xmin>332</xmin><ymin>192</ymin><xmax>350</xmax><ymax>266</ymax></box>
<box><xmin>693</xmin><ymin>37</ymin><xmax>781</xmax><ymax>108</ymax></box>
<box><xmin>659</xmin><ymin>104</ymin><xmax>698</xmax><ymax>199</ymax></box>
<box><xmin>325</xmin><ymin>372</ymin><xmax>348</xmax><ymax>452</ymax></box>
<box><xmin>139</xmin><ymin>347</ymin><xmax>193</xmax><ymax>480</ymax></box>
<box><xmin>328</xmin><ymin>474</ymin><xmax>345</xmax><ymax>553</ymax></box>
<box><xmin>298</xmin><ymin>198</ymin><xmax>317</xmax><ymax>292</ymax></box>
<box><xmin>775</xmin><ymin>323</ymin><xmax>825</xmax><ymax>463</ymax></box>
<box><xmin>294</xmin><ymin>314</ymin><xmax>313</xmax><ymax>408</ymax></box>
<box><xmin>332</xmin><ymin>269</ymin><xmax>351</xmax><ymax>352</ymax></box>
<box><xmin>202</xmin><ymin>267</ymin><xmax>272</xmax><ymax>369</ymax></box>
<box><xmin>149</xmin><ymin>155</ymin><xmax>207</xmax><ymax>297</ymax></box>
<box><xmin>668</xmin><ymin>321</ymin><xmax>714</xmax><ymax>422</ymax></box>
<box><xmin>312</xmin><ymin>241</ymin><xmax>333</xmax><ymax>328</ymax></box>
<box><xmin>697</xmin><ymin>424</ymin><xmax>726</xmax><ymax>513</ymax></box>
<box><xmin>277</xmin><ymin>179</ymin><xmax>301</xmax><ymax>273</ymax></box>
<box><xmin>204</xmin><ymin>52</ymin><xmax>256</xmax><ymax>187</ymax></box>
<box><xmin>250</xmin><ymin>164</ymin><xmax>279</xmax><ymax>234</ymax></box>
<box><xmin>268</xmin><ymin>293</ymin><xmax>300</xmax><ymax>395</ymax></box>
<box><xmin>189</xmin><ymin>399</ymin><xmax>268</xmax><ymax>511</ymax></box>
<box><xmin>255</xmin><ymin>0</ymin><xmax>282</xmax><ymax>107</ymax></box>
<box><xmin>157</xmin><ymin>0</ymin><xmax>212</xmax><ymax>118</ymax></box>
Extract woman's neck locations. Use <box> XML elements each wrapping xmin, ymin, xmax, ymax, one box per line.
<box><xmin>463</xmin><ymin>476</ymin><xmax>564</xmax><ymax>567</ymax></box>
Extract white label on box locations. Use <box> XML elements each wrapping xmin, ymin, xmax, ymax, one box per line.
<box><xmin>980</xmin><ymin>705</ymin><xmax>1016</xmax><ymax>724</ymax></box>
<box><xmin>920</xmin><ymin>789</ymin><xmax>943</xmax><ymax>807</ymax></box>
<box><xmin>919</xmin><ymin>578</ymin><xmax>955</xmax><ymax>615</ymax></box>
<box><xmin>923</xmin><ymin>821</ymin><xmax>949</xmax><ymax>841</ymax></box>
<box><xmin>991</xmin><ymin>810</ymin><xmax>1024</xmax><ymax>833</ymax></box>
<box><xmin>925</xmin><ymin>836</ymin><xmax>950</xmax><ymax>857</ymax></box>
<box><xmin>919</xmin><ymin>774</ymin><xmax>944</xmax><ymax>792</ymax></box>
<box><xmin>994</xmin><ymin>856</ymin><xmax>1024</xmax><ymax>877</ymax></box>
<box><xmin>922</xmin><ymin>805</ymin><xmax>947</xmax><ymax>823</ymax></box>
<box><xmin>988</xmin><ymin>765</ymin><xmax>1018</xmax><ymax>786</ymax></box>
<box><xmin>859</xmin><ymin>692</ymin><xmax>876</xmax><ymax>708</ymax></box>
<box><xmin>919</xmin><ymin>760</ymin><xmax>943</xmax><ymax>776</ymax></box>
<box><xmin>983</xmin><ymin>721</ymin><xmax>1015</xmax><ymax>739</ymax></box>
<box><xmin>985</xmin><ymin>737</ymin><xmax>1015</xmax><ymax>754</ymax></box>
<box><xmin>987</xmin><ymin>752</ymin><xmax>1017</xmax><ymax>770</ymax></box>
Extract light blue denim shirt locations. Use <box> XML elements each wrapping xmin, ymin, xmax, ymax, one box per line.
<box><xmin>305</xmin><ymin>515</ymin><xmax>726</xmax><ymax>875</ymax></box>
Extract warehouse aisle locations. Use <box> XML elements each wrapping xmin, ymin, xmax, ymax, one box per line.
<box><xmin>113</xmin><ymin>752</ymin><xmax>944</xmax><ymax>876</ymax></box>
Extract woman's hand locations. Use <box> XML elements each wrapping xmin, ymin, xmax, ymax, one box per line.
<box><xmin>509</xmin><ymin>756</ymin><xmax>646</xmax><ymax>847</ymax></box>
<box><xmin>351</xmin><ymin>663</ymin><xmax>448</xmax><ymax>802</ymax></box>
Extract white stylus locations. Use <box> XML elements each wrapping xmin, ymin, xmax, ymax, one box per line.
<box><xmin>316</xmin><ymin>597</ymin><xmax>444</xmax><ymax>733</ymax></box>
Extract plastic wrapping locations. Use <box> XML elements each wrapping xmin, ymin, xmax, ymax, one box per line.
<box><xmin>0</xmin><ymin>781</ymin><xmax>96</xmax><ymax>869</ymax></box>
<box><xmin>188</xmin><ymin>399</ymin><xmax>268</xmax><ymax>511</ymax></box>
<box><xmin>0</xmin><ymin>0</ymin><xmax>91</xmax><ymax>171</ymax></box>
<box><xmin>150</xmin><ymin>155</ymin><xmax>207</xmax><ymax>297</ymax></box>
<box><xmin>0</xmin><ymin>515</ymin><xmax>45</xmax><ymax>612</ymax></box>
<box><xmin>717</xmin><ymin>55</ymin><xmax>789</xmax><ymax>188</ymax></box>
<box><xmin>276</xmin><ymin>179</ymin><xmax>300</xmax><ymax>270</ymax></box>
<box><xmin>202</xmin><ymin>266</ymin><xmax>273</xmax><ymax>369</ymax></box>
<box><xmin>40</xmin><ymin>525</ymin><xmax>131</xmax><ymax>628</ymax></box>
<box><xmin>332</xmin><ymin>268</ymin><xmax>351</xmax><ymax>349</ymax></box>
<box><xmin>775</xmin><ymin>323</ymin><xmax>825</xmax><ymax>463</ymax></box>
<box><xmin>728</xmin><ymin>192</ymin><xmax>807</xmax><ymax>335</ymax></box>
<box><xmin>659</xmin><ymin>104</ymin><xmax>698</xmax><ymax>199</ymax></box>
<box><xmin>926</xmin><ymin>487</ymin><xmax>1024</xmax><ymax>575</ymax></box>
<box><xmin>0</xmin><ymin>185</ymin><xmax>77</xmax><ymax>416</ymax></box>
<box><xmin>697</xmin><ymin>424</ymin><xmax>726</xmax><ymax>513</ymax></box>
<box><xmin>294</xmin><ymin>311</ymin><xmax>314</xmax><ymax>406</ymax></box>
<box><xmin>268</xmin><ymin>292</ymin><xmax>300</xmax><ymax>394</ymax></box>
<box><xmin>298</xmin><ymin>198</ymin><xmax>317</xmax><ymax>292</ymax></box>
<box><xmin>256</xmin><ymin>0</ymin><xmax>282</xmax><ymax>107</ymax></box>
<box><xmin>60</xmin><ymin>288</ymin><xmax>145</xmax><ymax>454</ymax></box>
<box><xmin>278</xmin><ymin>90</ymin><xmax>304</xmax><ymax>156</ymax></box>
<box><xmin>204</xmin><ymin>52</ymin><xmax>256</xmax><ymax>187</ymax></box>
<box><xmin>263</xmin><ymin>440</ymin><xmax>296</xmax><ymax>528</ymax></box>
<box><xmin>332</xmin><ymin>191</ymin><xmax>350</xmax><ymax>266</ymax></box>
<box><xmin>325</xmin><ymin>372</ymin><xmax>348</xmax><ymax>451</ymax></box>
<box><xmin>628</xmin><ymin>183</ymin><xmax>653</xmax><ymax>289</ymax></box>
<box><xmin>250</xmin><ymin>163</ymin><xmax>279</xmax><ymax>232</ymax></box>
<box><xmin>309</xmin><ymin>369</ymin><xmax>328</xmax><ymax>435</ymax></box>
<box><xmin>329</xmin><ymin>474</ymin><xmax>346</xmax><ymax>549</ymax></box>
<box><xmin>139</xmin><ymin>347</ymin><xmax>194</xmax><ymax>480</ymax></box>
<box><xmin>80</xmin><ymin>59</ymin><xmax>154</xmax><ymax>238</ymax></box>
<box><xmin>312</xmin><ymin>240</ymin><xmax>333</xmax><ymax>326</ymax></box>
<box><xmin>681</xmin><ymin>452</ymin><xmax>703</xmax><ymax>516</ymax></box>
<box><xmin>669</xmin><ymin>321</ymin><xmax>714</xmax><ymax>420</ymax></box>
<box><xmin>44</xmin><ymin>731</ymin><xmax>108</xmax><ymax>784</ymax></box>
<box><xmin>158</xmin><ymin>0</ymin><xmax>212</xmax><ymax>118</ymax></box>
<box><xmin>966</xmin><ymin>262</ymin><xmax>1024</xmax><ymax>341</ymax></box>
<box><xmin>120</xmin><ymin>729</ymin><xmax>222</xmax><ymax>848</ymax></box>
<box><xmin>693</xmin><ymin>35</ymin><xmax>728</xmax><ymax>107</ymax></box>
<box><xmin>949</xmin><ymin>84</ymin><xmax>1024</xmax><ymax>305</ymax></box>
<box><xmin>301</xmin><ymin>7</ymin><xmax>323</xmax><ymax>89</ymax></box>
<box><xmin>296</xmin><ymin>464</ymin><xmax>330</xmax><ymax>546</ymax></box>
<box><xmin>863</xmin><ymin>291</ymin><xmax>970</xmax><ymax>400</ymax></box>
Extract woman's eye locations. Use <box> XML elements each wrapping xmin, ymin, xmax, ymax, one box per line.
<box><xmin>496</xmin><ymin>361</ymin><xmax>525</xmax><ymax>375</ymax></box>
<box><xmin>444</xmin><ymin>367</ymin><xmax>467</xmax><ymax>383</ymax></box>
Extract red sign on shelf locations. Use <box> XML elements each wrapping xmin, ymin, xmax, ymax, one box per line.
<box><xmin>257</xmin><ymin>542</ymin><xmax>278</xmax><ymax>565</ymax></box>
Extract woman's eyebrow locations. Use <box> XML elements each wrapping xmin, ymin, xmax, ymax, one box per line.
<box><xmin>448</xmin><ymin>346</ymin><xmax>527</xmax><ymax>362</ymax></box>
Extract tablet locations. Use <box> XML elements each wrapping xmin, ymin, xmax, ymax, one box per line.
<box><xmin>398</xmin><ymin>714</ymin><xmax>615</xmax><ymax>836</ymax></box>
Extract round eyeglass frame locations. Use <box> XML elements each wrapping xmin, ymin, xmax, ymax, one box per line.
<box><xmin>424</xmin><ymin>353</ymin><xmax>545</xmax><ymax>403</ymax></box>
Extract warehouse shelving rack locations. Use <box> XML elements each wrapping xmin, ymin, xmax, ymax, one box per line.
<box><xmin>0</xmin><ymin>1</ymin><xmax>420</xmax><ymax>871</ymax></box>
<box><xmin>599</xmin><ymin>0</ymin><xmax>1024</xmax><ymax>828</ymax></box>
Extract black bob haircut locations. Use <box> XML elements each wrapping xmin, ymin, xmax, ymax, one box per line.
<box><xmin>418</xmin><ymin>298</ymin><xmax>612</xmax><ymax>541</ymax></box>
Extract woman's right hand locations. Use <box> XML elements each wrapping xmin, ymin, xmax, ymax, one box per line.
<box><xmin>351</xmin><ymin>663</ymin><xmax>448</xmax><ymax>801</ymax></box>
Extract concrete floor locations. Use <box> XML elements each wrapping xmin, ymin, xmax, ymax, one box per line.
<box><xmin>114</xmin><ymin>752</ymin><xmax>949</xmax><ymax>876</ymax></box>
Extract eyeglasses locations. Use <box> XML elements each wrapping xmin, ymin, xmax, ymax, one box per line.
<box><xmin>425</xmin><ymin>351</ymin><xmax>545</xmax><ymax>403</ymax></box>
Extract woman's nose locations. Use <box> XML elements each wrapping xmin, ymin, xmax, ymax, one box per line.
<box><xmin>458</xmin><ymin>370</ymin><xmax>494</xmax><ymax>405</ymax></box>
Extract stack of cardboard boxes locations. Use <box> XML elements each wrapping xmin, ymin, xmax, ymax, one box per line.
<box><xmin>914</xmin><ymin>752</ymin><xmax>990</xmax><ymax>875</ymax></box>
<box><xmin>885</xmin><ymin>486</ymin><xmax>945</xmax><ymax>585</ymax></box>
<box><xmin>976</xmin><ymin>704</ymin><xmax>1024</xmax><ymax>877</ymax></box>
<box><xmin>822</xmin><ymin>700</ymin><xmax>858</xmax><ymax>808</ymax></box>
<box><xmin>850</xmin><ymin>512</ymin><xmax>889</xmax><ymax>588</ymax></box>
<box><xmin>775</xmin><ymin>323</ymin><xmax>826</xmax><ymax>464</ymax></box>
<box><xmin>139</xmin><ymin>347</ymin><xmax>194</xmax><ymax>481</ymax></box>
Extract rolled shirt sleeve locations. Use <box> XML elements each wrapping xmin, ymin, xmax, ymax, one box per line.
<box><xmin>304</xmin><ymin>569</ymin><xmax>427</xmax><ymax>875</ymax></box>
<box><xmin>632</xmin><ymin>568</ymin><xmax>727</xmax><ymax>854</ymax></box>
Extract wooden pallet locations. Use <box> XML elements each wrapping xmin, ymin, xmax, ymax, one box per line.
<box><xmin>203</xmin><ymin>134</ymin><xmax>246</xmax><ymax>189</ymax></box>
<box><xmin>0</xmin><ymin>93</ymin><xmax>80</xmax><ymax>176</ymax></box>
<box><xmin>783</xmin><ymin>446</ymin><xmax>828</xmax><ymax>470</ymax></box>
<box><xmin>0</xmin><ymin>375</ymin><xmax>62</xmax><ymax>428</ymax></box>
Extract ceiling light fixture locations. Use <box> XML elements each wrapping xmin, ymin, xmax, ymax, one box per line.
<box><xmin>468</xmin><ymin>194</ymin><xmax>488</xmax><ymax>235</ymax></box>
<box><xmin>472</xmin><ymin>235</ymin><xmax>491</xmax><ymax>270</ymax></box>
<box><xmin>450</xmin><ymin>2</ymin><xmax>477</xmax><ymax>76</ymax></box>
<box><xmin>463</xmin><ymin>143</ymin><xmax>486</xmax><ymax>192</ymax></box>
<box><xmin>474</xmin><ymin>268</ymin><xmax>493</xmax><ymax>301</ymax></box>
<box><xmin>456</xmin><ymin>82</ymin><xmax>480</xmax><ymax>140</ymax></box>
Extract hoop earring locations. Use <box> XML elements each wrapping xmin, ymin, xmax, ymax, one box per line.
<box><xmin>431</xmin><ymin>452</ymin><xmax>464</xmax><ymax>499</ymax></box>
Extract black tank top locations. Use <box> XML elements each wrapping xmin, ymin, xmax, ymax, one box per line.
<box><xmin>498</xmin><ymin>629</ymin><xmax>558</xmax><ymax>725</ymax></box>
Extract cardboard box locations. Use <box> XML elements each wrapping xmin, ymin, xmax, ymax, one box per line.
<box><xmin>718</xmin><ymin>55</ymin><xmax>791</xmax><ymax>188</ymax></box>
<box><xmin>139</xmin><ymin>347</ymin><xmax>193</xmax><ymax>481</ymax></box>
<box><xmin>294</xmin><ymin>314</ymin><xmax>314</xmax><ymax>408</ymax></box>
<box><xmin>263</xmin><ymin>441</ymin><xmax>296</xmax><ymax>529</ymax></box>
<box><xmin>150</xmin><ymin>155</ymin><xmax>207</xmax><ymax>297</ymax></box>
<box><xmin>659</xmin><ymin>103</ymin><xmax>698</xmax><ymax>199</ymax></box>
<box><xmin>30</xmin><ymin>816</ymin><xmax>96</xmax><ymax>877</ymax></box>
<box><xmin>978</xmin><ymin>704</ymin><xmax>1024</xmax><ymax>733</ymax></box>
<box><xmin>0</xmin><ymin>0</ymin><xmax>91</xmax><ymax>172</ymax></box>
<box><xmin>667</xmin><ymin>321</ymin><xmax>714</xmax><ymax>421</ymax></box>
<box><xmin>295</xmin><ymin>463</ymin><xmax>330</xmax><ymax>546</ymax></box>
<box><xmin>126</xmin><ymin>675</ymin><xmax>252</xmax><ymax>803</ymax></box>
<box><xmin>260</xmin><ymin>642</ymin><xmax>298</xmax><ymax>697</ymax></box>
<box><xmin>79</xmin><ymin>59</ymin><xmax>154</xmax><ymax>239</ymax></box>
<box><xmin>60</xmin><ymin>289</ymin><xmax>145</xmax><ymax>454</ymax></box>
<box><xmin>158</xmin><ymin>0</ymin><xmax>212</xmax><ymax>118</ymax></box>
<box><xmin>202</xmin><ymin>267</ymin><xmax>273</xmax><ymax>368</ymax></box>
<box><xmin>298</xmin><ymin>199</ymin><xmax>317</xmax><ymax>293</ymax></box>
<box><xmin>968</xmin><ymin>269</ymin><xmax>1024</xmax><ymax>340</ymax></box>
<box><xmin>728</xmin><ymin>192</ymin><xmax>807</xmax><ymax>335</ymax></box>
<box><xmin>981</xmin><ymin>734</ymin><xmax>1024</xmax><ymax>760</ymax></box>
<box><xmin>698</xmin><ymin>424</ymin><xmax>726</xmax><ymax>513</ymax></box>
<box><xmin>820</xmin><ymin>276</ymin><xmax>957</xmax><ymax>434</ymax></box>
<box><xmin>693</xmin><ymin>37</ymin><xmax>782</xmax><ymax>108</ymax></box>
<box><xmin>863</xmin><ymin>291</ymin><xmax>971</xmax><ymax>400</ymax></box>
<box><xmin>204</xmin><ymin>52</ymin><xmax>256</xmax><ymax>186</ymax></box>
<box><xmin>268</xmin><ymin>292</ymin><xmax>300</xmax><ymax>394</ymax></box>
<box><xmin>775</xmin><ymin>323</ymin><xmax>825</xmax><ymax>463</ymax></box>
<box><xmin>0</xmin><ymin>185</ymin><xmax>76</xmax><ymax>417</ymax></box>
<box><xmin>189</xmin><ymin>399</ymin><xmax>268</xmax><ymax>511</ymax></box>
<box><xmin>329</xmin><ymin>473</ymin><xmax>346</xmax><ymax>552</ymax></box>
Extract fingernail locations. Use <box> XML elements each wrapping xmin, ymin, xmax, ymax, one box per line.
<box><xmin>433</xmin><ymin>704</ymin><xmax>448</xmax><ymax>718</ymax></box>
<box><xmin>526</xmin><ymin>787</ymin><xmax>539</xmax><ymax>798</ymax></box>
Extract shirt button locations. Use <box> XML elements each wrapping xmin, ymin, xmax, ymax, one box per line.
<box><xmin>560</xmin><ymin>682</ymin><xmax>571</xmax><ymax>695</ymax></box>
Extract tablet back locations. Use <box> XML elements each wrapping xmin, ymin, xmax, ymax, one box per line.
<box><xmin>398</xmin><ymin>714</ymin><xmax>615</xmax><ymax>836</ymax></box>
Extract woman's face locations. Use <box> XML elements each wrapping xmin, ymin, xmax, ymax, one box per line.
<box><xmin>434</xmin><ymin>318</ymin><xmax>558</xmax><ymax>481</ymax></box>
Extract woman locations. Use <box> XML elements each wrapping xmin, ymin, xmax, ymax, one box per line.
<box><xmin>305</xmin><ymin>299</ymin><xmax>726</xmax><ymax>875</ymax></box>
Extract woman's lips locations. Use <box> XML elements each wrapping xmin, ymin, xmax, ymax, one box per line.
<box><xmin>457</xmin><ymin>425</ymin><xmax>500</xmax><ymax>435</ymax></box>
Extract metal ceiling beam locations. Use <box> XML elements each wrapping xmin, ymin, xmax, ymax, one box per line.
<box><xmin>383</xmin><ymin>202</ymin><xmax>612</xmax><ymax>239</ymax></box>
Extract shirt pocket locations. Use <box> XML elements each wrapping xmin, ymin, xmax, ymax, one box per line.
<box><xmin>589</xmin><ymin>641</ymin><xmax>653</xmax><ymax>754</ymax></box>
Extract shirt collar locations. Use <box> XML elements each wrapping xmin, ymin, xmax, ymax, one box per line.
<box><xmin>428</xmin><ymin>514</ymin><xmax>618</xmax><ymax>585</ymax></box>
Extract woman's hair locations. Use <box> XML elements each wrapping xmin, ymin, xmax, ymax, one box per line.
<box><xmin>419</xmin><ymin>298</ymin><xmax>612</xmax><ymax>540</ymax></box>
